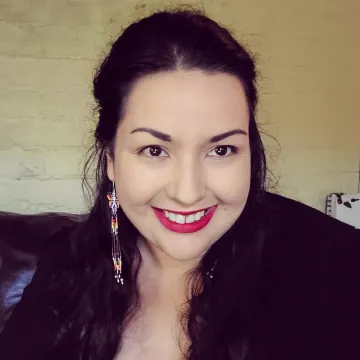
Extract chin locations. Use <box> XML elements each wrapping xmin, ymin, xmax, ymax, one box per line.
<box><xmin>154</xmin><ymin>231</ymin><xmax>218</xmax><ymax>263</ymax></box>
<box><xmin>164</xmin><ymin>247</ymin><xmax>209</xmax><ymax>263</ymax></box>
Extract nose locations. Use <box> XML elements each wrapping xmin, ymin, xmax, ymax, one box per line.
<box><xmin>166</xmin><ymin>157</ymin><xmax>206</xmax><ymax>207</ymax></box>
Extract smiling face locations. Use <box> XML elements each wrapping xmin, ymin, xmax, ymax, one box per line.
<box><xmin>107</xmin><ymin>70</ymin><xmax>251</xmax><ymax>265</ymax></box>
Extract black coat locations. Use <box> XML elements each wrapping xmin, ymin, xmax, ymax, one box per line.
<box><xmin>0</xmin><ymin>192</ymin><xmax>359</xmax><ymax>360</ymax></box>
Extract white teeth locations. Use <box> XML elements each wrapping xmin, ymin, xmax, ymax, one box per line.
<box><xmin>194</xmin><ymin>211</ymin><xmax>204</xmax><ymax>221</ymax></box>
<box><xmin>175</xmin><ymin>214</ymin><xmax>185</xmax><ymax>224</ymax></box>
<box><xmin>163</xmin><ymin>209</ymin><xmax>207</xmax><ymax>224</ymax></box>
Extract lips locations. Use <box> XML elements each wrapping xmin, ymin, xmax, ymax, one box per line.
<box><xmin>152</xmin><ymin>205</ymin><xmax>217</xmax><ymax>234</ymax></box>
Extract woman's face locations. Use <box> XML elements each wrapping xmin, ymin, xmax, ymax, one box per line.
<box><xmin>107</xmin><ymin>70</ymin><xmax>251</xmax><ymax>264</ymax></box>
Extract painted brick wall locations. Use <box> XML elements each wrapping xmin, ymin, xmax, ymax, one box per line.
<box><xmin>0</xmin><ymin>0</ymin><xmax>359</xmax><ymax>214</ymax></box>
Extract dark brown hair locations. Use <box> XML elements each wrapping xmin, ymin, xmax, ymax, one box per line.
<box><xmin>50</xmin><ymin>5</ymin><xmax>268</xmax><ymax>360</ymax></box>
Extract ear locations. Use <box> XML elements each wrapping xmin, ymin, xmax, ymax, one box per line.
<box><xmin>106</xmin><ymin>151</ymin><xmax>115</xmax><ymax>182</ymax></box>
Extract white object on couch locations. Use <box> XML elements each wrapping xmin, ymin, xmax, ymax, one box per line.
<box><xmin>326</xmin><ymin>193</ymin><xmax>360</xmax><ymax>229</ymax></box>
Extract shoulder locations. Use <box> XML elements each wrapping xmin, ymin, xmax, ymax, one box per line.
<box><xmin>256</xmin><ymin>192</ymin><xmax>360</xmax><ymax>359</ymax></box>
<box><xmin>260</xmin><ymin>191</ymin><xmax>359</xmax><ymax>289</ymax></box>
<box><xmin>262</xmin><ymin>191</ymin><xmax>358</xmax><ymax>245</ymax></box>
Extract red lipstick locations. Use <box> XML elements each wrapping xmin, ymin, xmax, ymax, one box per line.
<box><xmin>152</xmin><ymin>206</ymin><xmax>217</xmax><ymax>233</ymax></box>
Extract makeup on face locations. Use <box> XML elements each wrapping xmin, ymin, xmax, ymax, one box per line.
<box><xmin>152</xmin><ymin>206</ymin><xmax>218</xmax><ymax>233</ymax></box>
<box><xmin>108</xmin><ymin>70</ymin><xmax>251</xmax><ymax>263</ymax></box>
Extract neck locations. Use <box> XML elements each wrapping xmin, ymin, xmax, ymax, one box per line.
<box><xmin>137</xmin><ymin>236</ymin><xmax>200</xmax><ymax>304</ymax></box>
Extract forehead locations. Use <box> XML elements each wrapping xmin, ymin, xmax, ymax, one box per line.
<box><xmin>119</xmin><ymin>70</ymin><xmax>249</xmax><ymax>136</ymax></box>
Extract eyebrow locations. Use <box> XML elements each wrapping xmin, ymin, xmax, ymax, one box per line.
<box><xmin>130</xmin><ymin>127</ymin><xmax>248</xmax><ymax>143</ymax></box>
<box><xmin>209</xmin><ymin>129</ymin><xmax>248</xmax><ymax>143</ymax></box>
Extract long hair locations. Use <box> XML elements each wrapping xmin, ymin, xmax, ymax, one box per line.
<box><xmin>48</xmin><ymin>5</ymin><xmax>268</xmax><ymax>360</ymax></box>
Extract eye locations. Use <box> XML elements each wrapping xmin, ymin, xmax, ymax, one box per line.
<box><xmin>138</xmin><ymin>146</ymin><xmax>169</xmax><ymax>158</ymax></box>
<box><xmin>208</xmin><ymin>145</ymin><xmax>238</xmax><ymax>158</ymax></box>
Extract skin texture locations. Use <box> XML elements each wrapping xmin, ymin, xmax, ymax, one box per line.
<box><xmin>108</xmin><ymin>70</ymin><xmax>252</xmax><ymax>359</ymax></box>
<box><xmin>108</xmin><ymin>71</ymin><xmax>250</xmax><ymax>272</ymax></box>
<box><xmin>107</xmin><ymin>70</ymin><xmax>251</xmax><ymax>276</ymax></box>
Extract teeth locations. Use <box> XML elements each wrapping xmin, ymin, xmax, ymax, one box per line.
<box><xmin>194</xmin><ymin>211</ymin><xmax>204</xmax><ymax>221</ymax></box>
<box><xmin>164</xmin><ymin>209</ymin><xmax>207</xmax><ymax>224</ymax></box>
<box><xmin>185</xmin><ymin>214</ymin><xmax>195</xmax><ymax>223</ymax></box>
<box><xmin>175</xmin><ymin>214</ymin><xmax>185</xmax><ymax>224</ymax></box>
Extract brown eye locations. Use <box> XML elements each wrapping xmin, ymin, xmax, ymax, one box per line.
<box><xmin>138</xmin><ymin>146</ymin><xmax>169</xmax><ymax>158</ymax></box>
<box><xmin>149</xmin><ymin>146</ymin><xmax>162</xmax><ymax>156</ymax></box>
<box><xmin>215</xmin><ymin>146</ymin><xmax>228</xmax><ymax>156</ymax></box>
<box><xmin>208</xmin><ymin>146</ymin><xmax>238</xmax><ymax>158</ymax></box>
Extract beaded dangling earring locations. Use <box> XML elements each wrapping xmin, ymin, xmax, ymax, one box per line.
<box><xmin>107</xmin><ymin>182</ymin><xmax>124</xmax><ymax>285</ymax></box>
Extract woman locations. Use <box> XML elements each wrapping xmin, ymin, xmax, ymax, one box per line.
<box><xmin>0</xmin><ymin>6</ymin><xmax>359</xmax><ymax>360</ymax></box>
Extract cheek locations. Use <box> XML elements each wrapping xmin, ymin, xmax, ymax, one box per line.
<box><xmin>209</xmin><ymin>157</ymin><xmax>251</xmax><ymax>205</ymax></box>
<box><xmin>113</xmin><ymin>155</ymin><xmax>164</xmax><ymax>206</ymax></box>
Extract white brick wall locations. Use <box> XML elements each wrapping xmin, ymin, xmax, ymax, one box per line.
<box><xmin>0</xmin><ymin>0</ymin><xmax>359</xmax><ymax>214</ymax></box>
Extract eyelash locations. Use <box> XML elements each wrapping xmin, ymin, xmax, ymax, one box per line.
<box><xmin>137</xmin><ymin>145</ymin><xmax>240</xmax><ymax>159</ymax></box>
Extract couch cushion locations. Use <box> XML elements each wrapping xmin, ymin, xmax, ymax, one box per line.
<box><xmin>0</xmin><ymin>211</ymin><xmax>83</xmax><ymax>333</ymax></box>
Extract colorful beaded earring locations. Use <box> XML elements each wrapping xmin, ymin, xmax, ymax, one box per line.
<box><xmin>107</xmin><ymin>182</ymin><xmax>124</xmax><ymax>285</ymax></box>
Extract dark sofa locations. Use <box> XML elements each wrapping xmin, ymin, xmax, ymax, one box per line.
<box><xmin>0</xmin><ymin>211</ymin><xmax>83</xmax><ymax>332</ymax></box>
